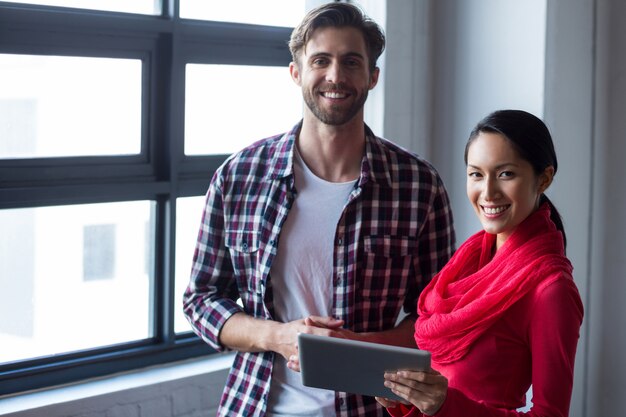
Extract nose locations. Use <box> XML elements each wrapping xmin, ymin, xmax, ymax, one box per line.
<box><xmin>326</xmin><ymin>61</ymin><xmax>345</xmax><ymax>84</ymax></box>
<box><xmin>482</xmin><ymin>177</ymin><xmax>501</xmax><ymax>201</ymax></box>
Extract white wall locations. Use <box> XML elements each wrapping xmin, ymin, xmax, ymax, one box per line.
<box><xmin>543</xmin><ymin>1</ymin><xmax>595</xmax><ymax>415</ymax></box>
<box><xmin>587</xmin><ymin>0</ymin><xmax>626</xmax><ymax>415</ymax></box>
<box><xmin>385</xmin><ymin>0</ymin><xmax>547</xmax><ymax>243</ymax></box>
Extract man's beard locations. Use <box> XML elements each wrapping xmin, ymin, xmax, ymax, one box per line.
<box><xmin>302</xmin><ymin>84</ymin><xmax>368</xmax><ymax>126</ymax></box>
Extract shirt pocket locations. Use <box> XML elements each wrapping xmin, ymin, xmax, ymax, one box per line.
<box><xmin>225</xmin><ymin>229</ymin><xmax>263</xmax><ymax>297</ymax></box>
<box><xmin>363</xmin><ymin>235</ymin><xmax>419</xmax><ymax>257</ymax></box>
<box><xmin>359</xmin><ymin>235</ymin><xmax>419</xmax><ymax>300</ymax></box>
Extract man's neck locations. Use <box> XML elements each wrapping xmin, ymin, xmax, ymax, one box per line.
<box><xmin>297</xmin><ymin>117</ymin><xmax>366</xmax><ymax>183</ymax></box>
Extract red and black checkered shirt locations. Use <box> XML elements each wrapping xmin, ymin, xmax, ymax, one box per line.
<box><xmin>183</xmin><ymin>122</ymin><xmax>455</xmax><ymax>417</ymax></box>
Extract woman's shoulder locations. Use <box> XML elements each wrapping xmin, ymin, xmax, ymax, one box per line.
<box><xmin>533</xmin><ymin>270</ymin><xmax>578</xmax><ymax>297</ymax></box>
<box><xmin>530</xmin><ymin>271</ymin><xmax>584</xmax><ymax>321</ymax></box>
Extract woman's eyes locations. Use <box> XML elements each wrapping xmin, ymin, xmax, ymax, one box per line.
<box><xmin>467</xmin><ymin>171</ymin><xmax>515</xmax><ymax>179</ymax></box>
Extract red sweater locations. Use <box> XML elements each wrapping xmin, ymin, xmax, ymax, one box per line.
<box><xmin>389</xmin><ymin>272</ymin><xmax>583</xmax><ymax>417</ymax></box>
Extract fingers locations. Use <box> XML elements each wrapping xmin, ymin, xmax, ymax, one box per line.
<box><xmin>302</xmin><ymin>316</ymin><xmax>351</xmax><ymax>339</ymax></box>
<box><xmin>276</xmin><ymin>317</ymin><xmax>345</xmax><ymax>370</ymax></box>
<box><xmin>374</xmin><ymin>396</ymin><xmax>399</xmax><ymax>408</ymax></box>
<box><xmin>287</xmin><ymin>316</ymin><xmax>345</xmax><ymax>373</ymax></box>
<box><xmin>385</xmin><ymin>369</ymin><xmax>444</xmax><ymax>388</ymax></box>
<box><xmin>386</xmin><ymin>370</ymin><xmax>430</xmax><ymax>385</ymax></box>
<box><xmin>305</xmin><ymin>316</ymin><xmax>344</xmax><ymax>329</ymax></box>
<box><xmin>287</xmin><ymin>354</ymin><xmax>301</xmax><ymax>372</ymax></box>
<box><xmin>383</xmin><ymin>370</ymin><xmax>448</xmax><ymax>416</ymax></box>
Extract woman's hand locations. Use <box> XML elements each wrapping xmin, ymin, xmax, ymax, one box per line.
<box><xmin>374</xmin><ymin>396</ymin><xmax>403</xmax><ymax>408</ymax></box>
<box><xmin>383</xmin><ymin>369</ymin><xmax>448</xmax><ymax>416</ymax></box>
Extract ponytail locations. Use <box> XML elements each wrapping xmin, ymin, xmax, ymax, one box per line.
<box><xmin>540</xmin><ymin>194</ymin><xmax>567</xmax><ymax>253</ymax></box>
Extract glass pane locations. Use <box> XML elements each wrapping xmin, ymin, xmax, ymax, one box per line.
<box><xmin>0</xmin><ymin>54</ymin><xmax>141</xmax><ymax>159</ymax></box>
<box><xmin>5</xmin><ymin>0</ymin><xmax>159</xmax><ymax>15</ymax></box>
<box><xmin>175</xmin><ymin>195</ymin><xmax>206</xmax><ymax>333</ymax></box>
<box><xmin>0</xmin><ymin>201</ymin><xmax>154</xmax><ymax>364</ymax></box>
<box><xmin>180</xmin><ymin>0</ymin><xmax>305</xmax><ymax>27</ymax></box>
<box><xmin>185</xmin><ymin>64</ymin><xmax>302</xmax><ymax>155</ymax></box>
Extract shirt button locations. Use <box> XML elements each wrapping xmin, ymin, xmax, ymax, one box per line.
<box><xmin>338</xmin><ymin>237</ymin><xmax>343</xmax><ymax>245</ymax></box>
<box><xmin>242</xmin><ymin>242</ymin><xmax>248</xmax><ymax>251</ymax></box>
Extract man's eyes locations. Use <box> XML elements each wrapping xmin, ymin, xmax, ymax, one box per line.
<box><xmin>310</xmin><ymin>58</ymin><xmax>363</xmax><ymax>67</ymax></box>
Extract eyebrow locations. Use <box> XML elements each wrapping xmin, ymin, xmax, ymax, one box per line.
<box><xmin>308</xmin><ymin>51</ymin><xmax>366</xmax><ymax>61</ymax></box>
<box><xmin>467</xmin><ymin>163</ymin><xmax>519</xmax><ymax>170</ymax></box>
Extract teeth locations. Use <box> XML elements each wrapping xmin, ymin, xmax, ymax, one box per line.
<box><xmin>323</xmin><ymin>91</ymin><xmax>347</xmax><ymax>99</ymax></box>
<box><xmin>484</xmin><ymin>206</ymin><xmax>507</xmax><ymax>214</ymax></box>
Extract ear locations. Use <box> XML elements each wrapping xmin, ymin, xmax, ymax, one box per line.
<box><xmin>369</xmin><ymin>66</ymin><xmax>380</xmax><ymax>90</ymax></box>
<box><xmin>289</xmin><ymin>61</ymin><xmax>301</xmax><ymax>86</ymax></box>
<box><xmin>538</xmin><ymin>166</ymin><xmax>555</xmax><ymax>194</ymax></box>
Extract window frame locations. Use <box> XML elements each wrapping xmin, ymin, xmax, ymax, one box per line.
<box><xmin>0</xmin><ymin>0</ymin><xmax>293</xmax><ymax>396</ymax></box>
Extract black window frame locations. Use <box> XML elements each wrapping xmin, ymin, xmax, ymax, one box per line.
<box><xmin>0</xmin><ymin>0</ymin><xmax>293</xmax><ymax>396</ymax></box>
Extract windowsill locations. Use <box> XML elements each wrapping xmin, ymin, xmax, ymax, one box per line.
<box><xmin>0</xmin><ymin>352</ymin><xmax>235</xmax><ymax>414</ymax></box>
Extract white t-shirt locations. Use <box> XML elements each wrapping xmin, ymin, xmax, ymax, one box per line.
<box><xmin>266</xmin><ymin>149</ymin><xmax>357</xmax><ymax>417</ymax></box>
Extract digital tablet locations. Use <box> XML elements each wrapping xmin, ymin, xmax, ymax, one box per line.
<box><xmin>298</xmin><ymin>333</ymin><xmax>431</xmax><ymax>401</ymax></box>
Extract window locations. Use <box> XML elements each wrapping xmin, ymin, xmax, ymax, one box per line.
<box><xmin>5</xmin><ymin>0</ymin><xmax>159</xmax><ymax>15</ymax></box>
<box><xmin>0</xmin><ymin>202</ymin><xmax>153</xmax><ymax>364</ymax></box>
<box><xmin>184</xmin><ymin>64</ymin><xmax>302</xmax><ymax>155</ymax></box>
<box><xmin>0</xmin><ymin>0</ymin><xmax>304</xmax><ymax>396</ymax></box>
<box><xmin>180</xmin><ymin>0</ymin><xmax>304</xmax><ymax>27</ymax></box>
<box><xmin>0</xmin><ymin>54</ymin><xmax>142</xmax><ymax>159</ymax></box>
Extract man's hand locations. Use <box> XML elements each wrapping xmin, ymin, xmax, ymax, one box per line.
<box><xmin>304</xmin><ymin>315</ymin><xmax>344</xmax><ymax>331</ymax></box>
<box><xmin>269</xmin><ymin>315</ymin><xmax>346</xmax><ymax>372</ymax></box>
<box><xmin>219</xmin><ymin>312</ymin><xmax>347</xmax><ymax>371</ymax></box>
<box><xmin>279</xmin><ymin>315</ymin><xmax>349</xmax><ymax>372</ymax></box>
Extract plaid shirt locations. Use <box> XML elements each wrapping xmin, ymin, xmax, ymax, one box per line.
<box><xmin>183</xmin><ymin>122</ymin><xmax>455</xmax><ymax>417</ymax></box>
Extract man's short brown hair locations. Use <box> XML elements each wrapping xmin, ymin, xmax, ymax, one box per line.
<box><xmin>288</xmin><ymin>2</ymin><xmax>385</xmax><ymax>72</ymax></box>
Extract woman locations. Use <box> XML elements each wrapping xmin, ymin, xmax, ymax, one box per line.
<box><xmin>377</xmin><ymin>110</ymin><xmax>584</xmax><ymax>416</ymax></box>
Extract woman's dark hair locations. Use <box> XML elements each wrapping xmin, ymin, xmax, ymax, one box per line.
<box><xmin>288</xmin><ymin>2</ymin><xmax>385</xmax><ymax>73</ymax></box>
<box><xmin>464</xmin><ymin>109</ymin><xmax>567</xmax><ymax>249</ymax></box>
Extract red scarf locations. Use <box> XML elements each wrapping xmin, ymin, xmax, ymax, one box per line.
<box><xmin>414</xmin><ymin>204</ymin><xmax>572</xmax><ymax>364</ymax></box>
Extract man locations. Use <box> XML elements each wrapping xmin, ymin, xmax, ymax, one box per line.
<box><xmin>183</xmin><ymin>3</ymin><xmax>455</xmax><ymax>417</ymax></box>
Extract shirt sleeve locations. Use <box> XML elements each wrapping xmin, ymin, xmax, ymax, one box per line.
<box><xmin>525</xmin><ymin>276</ymin><xmax>584</xmax><ymax>417</ymax></box>
<box><xmin>182</xmin><ymin>168</ymin><xmax>244</xmax><ymax>352</ymax></box>
<box><xmin>408</xmin><ymin>174</ymin><xmax>455</xmax><ymax>315</ymax></box>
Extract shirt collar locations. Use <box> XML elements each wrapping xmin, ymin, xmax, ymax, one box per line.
<box><xmin>360</xmin><ymin>124</ymin><xmax>393</xmax><ymax>188</ymax></box>
<box><xmin>265</xmin><ymin>122</ymin><xmax>300</xmax><ymax>181</ymax></box>
<box><xmin>266</xmin><ymin>120</ymin><xmax>393</xmax><ymax>188</ymax></box>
